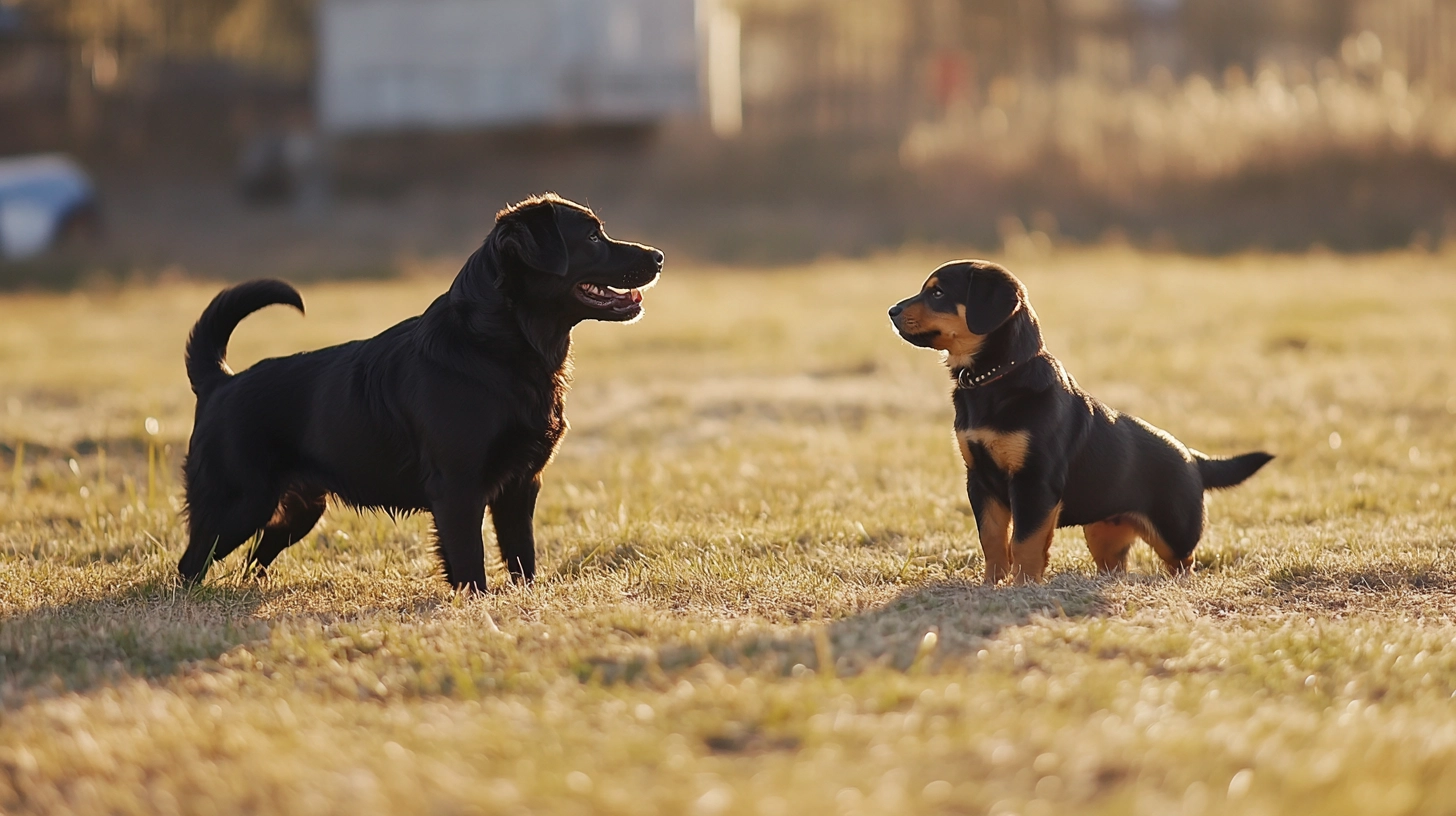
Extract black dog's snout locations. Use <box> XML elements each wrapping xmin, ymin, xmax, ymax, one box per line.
<box><xmin>650</xmin><ymin>249</ymin><xmax>665</xmax><ymax>267</ymax></box>
<box><xmin>888</xmin><ymin>304</ymin><xmax>904</xmax><ymax>318</ymax></box>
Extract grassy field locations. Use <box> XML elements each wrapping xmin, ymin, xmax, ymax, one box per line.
<box><xmin>2</xmin><ymin>248</ymin><xmax>1455</xmax><ymax>815</ymax></box>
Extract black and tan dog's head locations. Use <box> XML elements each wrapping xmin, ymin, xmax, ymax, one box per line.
<box><xmin>888</xmin><ymin>260</ymin><xmax>1029</xmax><ymax>366</ymax></box>
<box><xmin>461</xmin><ymin>193</ymin><xmax>664</xmax><ymax>324</ymax></box>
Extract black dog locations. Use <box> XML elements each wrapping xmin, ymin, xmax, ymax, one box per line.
<box><xmin>889</xmin><ymin>260</ymin><xmax>1271</xmax><ymax>584</ymax></box>
<box><xmin>179</xmin><ymin>194</ymin><xmax>663</xmax><ymax>591</ymax></box>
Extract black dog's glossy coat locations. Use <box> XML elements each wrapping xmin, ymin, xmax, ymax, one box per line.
<box><xmin>890</xmin><ymin>260</ymin><xmax>1271</xmax><ymax>583</ymax></box>
<box><xmin>179</xmin><ymin>194</ymin><xmax>663</xmax><ymax>590</ymax></box>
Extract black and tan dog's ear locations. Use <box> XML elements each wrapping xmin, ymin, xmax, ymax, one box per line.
<box><xmin>965</xmin><ymin>267</ymin><xmax>1021</xmax><ymax>334</ymax></box>
<box><xmin>496</xmin><ymin>202</ymin><xmax>569</xmax><ymax>276</ymax></box>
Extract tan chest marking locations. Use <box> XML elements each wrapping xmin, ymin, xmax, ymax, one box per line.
<box><xmin>956</xmin><ymin>430</ymin><xmax>975</xmax><ymax>469</ymax></box>
<box><xmin>962</xmin><ymin>427</ymin><xmax>1031</xmax><ymax>474</ymax></box>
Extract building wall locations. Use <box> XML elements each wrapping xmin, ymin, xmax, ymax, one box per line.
<box><xmin>317</xmin><ymin>0</ymin><xmax>698</xmax><ymax>134</ymax></box>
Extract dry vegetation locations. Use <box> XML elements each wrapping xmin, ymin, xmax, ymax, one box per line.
<box><xmin>895</xmin><ymin>52</ymin><xmax>1456</xmax><ymax>254</ymax></box>
<box><xmin>1</xmin><ymin>249</ymin><xmax>1455</xmax><ymax>814</ymax></box>
<box><xmin>903</xmin><ymin>49</ymin><xmax>1456</xmax><ymax>187</ymax></box>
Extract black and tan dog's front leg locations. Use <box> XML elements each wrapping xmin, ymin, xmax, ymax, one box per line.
<box><xmin>490</xmin><ymin>475</ymin><xmax>541</xmax><ymax>584</ymax></box>
<box><xmin>969</xmin><ymin>482</ymin><xmax>1012</xmax><ymax>585</ymax></box>
<box><xmin>1008</xmin><ymin>478</ymin><xmax>1063</xmax><ymax>584</ymax></box>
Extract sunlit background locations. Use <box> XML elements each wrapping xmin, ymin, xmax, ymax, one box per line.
<box><xmin>2</xmin><ymin>0</ymin><xmax>1454</xmax><ymax>282</ymax></box>
<box><xmin>6</xmin><ymin>5</ymin><xmax>1456</xmax><ymax>814</ymax></box>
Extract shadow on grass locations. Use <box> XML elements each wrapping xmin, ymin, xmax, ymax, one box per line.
<box><xmin>0</xmin><ymin>578</ymin><xmax>275</xmax><ymax>706</ymax></box>
<box><xmin>576</xmin><ymin>574</ymin><xmax>1111</xmax><ymax>685</ymax></box>
<box><xmin>1268</xmin><ymin>561</ymin><xmax>1452</xmax><ymax>593</ymax></box>
<box><xmin>1260</xmin><ymin>560</ymin><xmax>1456</xmax><ymax>616</ymax></box>
<box><xmin>0</xmin><ymin>574</ymin><xmax>451</xmax><ymax>706</ymax></box>
<box><xmin>554</xmin><ymin>541</ymin><xmax>645</xmax><ymax>579</ymax></box>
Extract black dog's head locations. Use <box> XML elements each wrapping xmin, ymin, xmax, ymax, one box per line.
<box><xmin>471</xmin><ymin>194</ymin><xmax>663</xmax><ymax>324</ymax></box>
<box><xmin>888</xmin><ymin>260</ymin><xmax>1030</xmax><ymax>366</ymax></box>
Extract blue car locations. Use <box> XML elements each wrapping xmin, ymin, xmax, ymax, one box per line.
<box><xmin>0</xmin><ymin>154</ymin><xmax>99</xmax><ymax>260</ymax></box>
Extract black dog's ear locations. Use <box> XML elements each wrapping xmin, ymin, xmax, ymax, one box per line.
<box><xmin>964</xmin><ymin>267</ymin><xmax>1021</xmax><ymax>335</ymax></box>
<box><xmin>495</xmin><ymin>203</ymin><xmax>569</xmax><ymax>276</ymax></box>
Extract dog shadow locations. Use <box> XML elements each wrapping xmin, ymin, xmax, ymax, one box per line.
<box><xmin>0</xmin><ymin>578</ymin><xmax>271</xmax><ymax>706</ymax></box>
<box><xmin>0</xmin><ymin>573</ymin><xmax>456</xmax><ymax>707</ymax></box>
<box><xmin>578</xmin><ymin>574</ymin><xmax>1112</xmax><ymax>684</ymax></box>
<box><xmin>1258</xmin><ymin>559</ymin><xmax>1456</xmax><ymax>616</ymax></box>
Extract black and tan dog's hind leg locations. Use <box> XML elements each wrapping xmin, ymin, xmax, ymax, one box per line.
<box><xmin>1084</xmin><ymin>512</ymin><xmax>1196</xmax><ymax>577</ymax></box>
<box><xmin>1125</xmin><ymin>513</ymin><xmax>1197</xmax><ymax>576</ymax></box>
<box><xmin>1083</xmin><ymin>519</ymin><xmax>1138</xmax><ymax>574</ymax></box>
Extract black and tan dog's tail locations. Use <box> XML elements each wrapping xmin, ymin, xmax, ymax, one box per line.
<box><xmin>1195</xmin><ymin>451</ymin><xmax>1273</xmax><ymax>490</ymax></box>
<box><xmin>186</xmin><ymin>279</ymin><xmax>304</xmax><ymax>397</ymax></box>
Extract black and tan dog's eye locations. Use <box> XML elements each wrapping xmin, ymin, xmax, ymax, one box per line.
<box><xmin>931</xmin><ymin>287</ymin><xmax>944</xmax><ymax>298</ymax></box>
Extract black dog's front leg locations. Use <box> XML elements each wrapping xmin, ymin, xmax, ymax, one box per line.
<box><xmin>430</xmin><ymin>491</ymin><xmax>489</xmax><ymax>592</ymax></box>
<box><xmin>491</xmin><ymin>475</ymin><xmax>540</xmax><ymax>583</ymax></box>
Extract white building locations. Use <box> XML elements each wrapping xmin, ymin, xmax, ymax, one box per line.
<box><xmin>317</xmin><ymin>0</ymin><xmax>701</xmax><ymax>134</ymax></box>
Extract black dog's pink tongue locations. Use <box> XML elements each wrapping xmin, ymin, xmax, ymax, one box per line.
<box><xmin>630</xmin><ymin>289</ymin><xmax>643</xmax><ymax>303</ymax></box>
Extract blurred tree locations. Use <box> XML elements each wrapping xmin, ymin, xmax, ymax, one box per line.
<box><xmin>1180</xmin><ymin>0</ymin><xmax>1352</xmax><ymax>74</ymax></box>
<box><xmin>11</xmin><ymin>0</ymin><xmax>313</xmax><ymax>76</ymax></box>
<box><xmin>214</xmin><ymin>0</ymin><xmax>313</xmax><ymax>78</ymax></box>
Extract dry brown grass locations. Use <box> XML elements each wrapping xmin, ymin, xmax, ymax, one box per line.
<box><xmin>2</xmin><ymin>248</ymin><xmax>1456</xmax><ymax>814</ymax></box>
<box><xmin>904</xmin><ymin>63</ymin><xmax>1456</xmax><ymax>185</ymax></box>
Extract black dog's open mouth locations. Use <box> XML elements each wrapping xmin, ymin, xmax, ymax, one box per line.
<box><xmin>576</xmin><ymin>281</ymin><xmax>647</xmax><ymax>314</ymax></box>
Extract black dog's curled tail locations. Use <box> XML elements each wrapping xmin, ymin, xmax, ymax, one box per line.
<box><xmin>186</xmin><ymin>279</ymin><xmax>304</xmax><ymax>396</ymax></box>
<box><xmin>1195</xmin><ymin>451</ymin><xmax>1274</xmax><ymax>490</ymax></box>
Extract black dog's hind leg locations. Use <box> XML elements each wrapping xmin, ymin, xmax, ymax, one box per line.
<box><xmin>430</xmin><ymin>489</ymin><xmax>489</xmax><ymax>593</ymax></box>
<box><xmin>490</xmin><ymin>476</ymin><xmax>541</xmax><ymax>583</ymax></box>
<box><xmin>247</xmin><ymin>490</ymin><xmax>327</xmax><ymax>576</ymax></box>
<box><xmin>179</xmin><ymin>489</ymin><xmax>278</xmax><ymax>583</ymax></box>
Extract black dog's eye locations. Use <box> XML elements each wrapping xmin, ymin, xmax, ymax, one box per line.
<box><xmin>588</xmin><ymin>230</ymin><xmax>601</xmax><ymax>243</ymax></box>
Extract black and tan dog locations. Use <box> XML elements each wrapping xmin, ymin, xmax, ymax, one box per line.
<box><xmin>889</xmin><ymin>260</ymin><xmax>1271</xmax><ymax>584</ymax></box>
<box><xmin>179</xmin><ymin>194</ymin><xmax>663</xmax><ymax>591</ymax></box>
